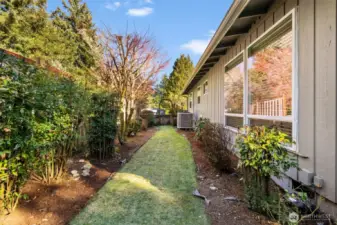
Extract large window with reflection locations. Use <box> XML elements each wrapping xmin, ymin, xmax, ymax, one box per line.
<box><xmin>224</xmin><ymin>55</ymin><xmax>244</xmax><ymax>129</ymax></box>
<box><xmin>223</xmin><ymin>11</ymin><xmax>296</xmax><ymax>148</ymax></box>
<box><xmin>247</xmin><ymin>16</ymin><xmax>293</xmax><ymax>137</ymax></box>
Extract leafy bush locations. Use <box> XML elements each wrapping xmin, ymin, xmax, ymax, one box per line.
<box><xmin>88</xmin><ymin>92</ymin><xmax>119</xmax><ymax>161</ymax></box>
<box><xmin>195</xmin><ymin>118</ymin><xmax>233</xmax><ymax>172</ymax></box>
<box><xmin>0</xmin><ymin>51</ymin><xmax>118</xmax><ymax>214</ymax></box>
<box><xmin>194</xmin><ymin>118</ymin><xmax>208</xmax><ymax>141</ymax></box>
<box><xmin>236</xmin><ymin>126</ymin><xmax>297</xmax><ymax>220</ymax></box>
<box><xmin>127</xmin><ymin>119</ymin><xmax>142</xmax><ymax>137</ymax></box>
<box><xmin>140</xmin><ymin>110</ymin><xmax>155</xmax><ymax>127</ymax></box>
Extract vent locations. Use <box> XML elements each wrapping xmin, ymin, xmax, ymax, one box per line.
<box><xmin>177</xmin><ymin>113</ymin><xmax>194</xmax><ymax>129</ymax></box>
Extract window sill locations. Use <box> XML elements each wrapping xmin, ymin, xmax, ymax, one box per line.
<box><xmin>285</xmin><ymin>148</ymin><xmax>309</xmax><ymax>158</ymax></box>
<box><xmin>224</xmin><ymin>126</ymin><xmax>239</xmax><ymax>133</ymax></box>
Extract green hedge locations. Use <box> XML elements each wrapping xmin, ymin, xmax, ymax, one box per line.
<box><xmin>0</xmin><ymin>51</ymin><xmax>118</xmax><ymax>214</ymax></box>
<box><xmin>88</xmin><ymin>92</ymin><xmax>119</xmax><ymax>160</ymax></box>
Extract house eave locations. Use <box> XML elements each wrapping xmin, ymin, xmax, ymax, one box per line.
<box><xmin>182</xmin><ymin>0</ymin><xmax>275</xmax><ymax>95</ymax></box>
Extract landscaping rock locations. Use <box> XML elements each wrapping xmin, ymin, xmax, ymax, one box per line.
<box><xmin>82</xmin><ymin>170</ymin><xmax>90</xmax><ymax>177</ymax></box>
<box><xmin>71</xmin><ymin>170</ymin><xmax>79</xmax><ymax>178</ymax></box>
<box><xmin>209</xmin><ymin>185</ymin><xmax>218</xmax><ymax>191</ymax></box>
<box><xmin>82</xmin><ymin>164</ymin><xmax>92</xmax><ymax>170</ymax></box>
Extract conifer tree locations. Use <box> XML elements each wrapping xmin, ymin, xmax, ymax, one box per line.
<box><xmin>51</xmin><ymin>0</ymin><xmax>98</xmax><ymax>74</ymax></box>
<box><xmin>154</xmin><ymin>54</ymin><xmax>193</xmax><ymax>115</ymax></box>
<box><xmin>0</xmin><ymin>0</ymin><xmax>76</xmax><ymax>69</ymax></box>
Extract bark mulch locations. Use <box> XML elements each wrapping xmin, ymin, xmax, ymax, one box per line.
<box><xmin>178</xmin><ymin>129</ymin><xmax>275</xmax><ymax>225</ymax></box>
<box><xmin>2</xmin><ymin>127</ymin><xmax>157</xmax><ymax>225</ymax></box>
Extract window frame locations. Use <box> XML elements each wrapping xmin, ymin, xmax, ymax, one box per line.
<box><xmin>224</xmin><ymin>51</ymin><xmax>245</xmax><ymax>130</ymax></box>
<box><xmin>189</xmin><ymin>92</ymin><xmax>193</xmax><ymax>109</ymax></box>
<box><xmin>245</xmin><ymin>8</ymin><xmax>298</xmax><ymax>151</ymax></box>
<box><xmin>197</xmin><ymin>86</ymin><xmax>201</xmax><ymax>104</ymax></box>
<box><xmin>222</xmin><ymin>9</ymin><xmax>298</xmax><ymax>150</ymax></box>
<box><xmin>203</xmin><ymin>80</ymin><xmax>208</xmax><ymax>95</ymax></box>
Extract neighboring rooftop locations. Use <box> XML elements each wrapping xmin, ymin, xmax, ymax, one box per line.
<box><xmin>0</xmin><ymin>48</ymin><xmax>72</xmax><ymax>79</ymax></box>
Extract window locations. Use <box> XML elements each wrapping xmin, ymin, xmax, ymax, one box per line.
<box><xmin>222</xmin><ymin>10</ymin><xmax>296</xmax><ymax>149</ymax></box>
<box><xmin>197</xmin><ymin>87</ymin><xmax>201</xmax><ymax>104</ymax></box>
<box><xmin>247</xmin><ymin>13</ymin><xmax>293</xmax><ymax>138</ymax></box>
<box><xmin>203</xmin><ymin>81</ymin><xmax>208</xmax><ymax>94</ymax></box>
<box><xmin>224</xmin><ymin>55</ymin><xmax>244</xmax><ymax>129</ymax></box>
<box><xmin>189</xmin><ymin>93</ymin><xmax>193</xmax><ymax>109</ymax></box>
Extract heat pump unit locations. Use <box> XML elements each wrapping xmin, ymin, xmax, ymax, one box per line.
<box><xmin>177</xmin><ymin>112</ymin><xmax>194</xmax><ymax>129</ymax></box>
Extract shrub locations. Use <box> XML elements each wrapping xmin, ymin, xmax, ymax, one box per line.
<box><xmin>195</xmin><ymin>118</ymin><xmax>232</xmax><ymax>172</ymax></box>
<box><xmin>88</xmin><ymin>92</ymin><xmax>119</xmax><ymax>161</ymax></box>
<box><xmin>194</xmin><ymin>118</ymin><xmax>208</xmax><ymax>141</ymax></box>
<box><xmin>236</xmin><ymin>126</ymin><xmax>297</xmax><ymax>220</ymax></box>
<box><xmin>127</xmin><ymin>119</ymin><xmax>142</xmax><ymax>137</ymax></box>
<box><xmin>0</xmin><ymin>51</ymin><xmax>119</xmax><ymax>214</ymax></box>
<box><xmin>140</xmin><ymin>110</ymin><xmax>155</xmax><ymax>127</ymax></box>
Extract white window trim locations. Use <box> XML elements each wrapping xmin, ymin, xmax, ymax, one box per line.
<box><xmin>222</xmin><ymin>9</ymin><xmax>298</xmax><ymax>151</ymax></box>
<box><xmin>224</xmin><ymin>51</ymin><xmax>245</xmax><ymax>128</ymax></box>
<box><xmin>203</xmin><ymin>80</ymin><xmax>208</xmax><ymax>95</ymax></box>
<box><xmin>197</xmin><ymin>86</ymin><xmax>201</xmax><ymax>104</ymax></box>
<box><xmin>245</xmin><ymin>8</ymin><xmax>298</xmax><ymax>151</ymax></box>
<box><xmin>189</xmin><ymin>92</ymin><xmax>193</xmax><ymax>110</ymax></box>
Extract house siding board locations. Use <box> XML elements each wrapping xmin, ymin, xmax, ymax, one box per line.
<box><xmin>186</xmin><ymin>0</ymin><xmax>337</xmax><ymax>203</ymax></box>
<box><xmin>298</xmin><ymin>0</ymin><xmax>315</xmax><ymax>180</ymax></box>
<box><xmin>314</xmin><ymin>0</ymin><xmax>336</xmax><ymax>202</ymax></box>
<box><xmin>258</xmin><ymin>22</ymin><xmax>265</xmax><ymax>37</ymax></box>
<box><xmin>265</xmin><ymin>15</ymin><xmax>274</xmax><ymax>30</ymax></box>
<box><xmin>274</xmin><ymin>3</ymin><xmax>285</xmax><ymax>21</ymax></box>
<box><xmin>285</xmin><ymin>0</ymin><xmax>298</xmax><ymax>13</ymax></box>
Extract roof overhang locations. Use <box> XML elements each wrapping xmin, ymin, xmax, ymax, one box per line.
<box><xmin>182</xmin><ymin>0</ymin><xmax>275</xmax><ymax>95</ymax></box>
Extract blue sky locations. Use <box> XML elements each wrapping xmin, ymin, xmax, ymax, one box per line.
<box><xmin>47</xmin><ymin>0</ymin><xmax>232</xmax><ymax>78</ymax></box>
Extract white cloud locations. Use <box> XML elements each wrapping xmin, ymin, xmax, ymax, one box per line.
<box><xmin>144</xmin><ymin>0</ymin><xmax>153</xmax><ymax>3</ymax></box>
<box><xmin>181</xmin><ymin>39</ymin><xmax>210</xmax><ymax>55</ymax></box>
<box><xmin>105</xmin><ymin>1</ymin><xmax>121</xmax><ymax>11</ymax></box>
<box><xmin>127</xmin><ymin>7</ymin><xmax>153</xmax><ymax>16</ymax></box>
<box><xmin>208</xmin><ymin>29</ymin><xmax>216</xmax><ymax>37</ymax></box>
<box><xmin>181</xmin><ymin>29</ymin><xmax>217</xmax><ymax>55</ymax></box>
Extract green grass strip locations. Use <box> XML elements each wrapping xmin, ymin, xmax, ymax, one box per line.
<box><xmin>71</xmin><ymin>126</ymin><xmax>209</xmax><ymax>225</ymax></box>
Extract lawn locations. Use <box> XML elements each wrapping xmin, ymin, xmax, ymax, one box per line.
<box><xmin>71</xmin><ymin>126</ymin><xmax>209</xmax><ymax>225</ymax></box>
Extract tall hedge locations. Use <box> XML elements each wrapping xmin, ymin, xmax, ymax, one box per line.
<box><xmin>0</xmin><ymin>52</ymin><xmax>118</xmax><ymax>214</ymax></box>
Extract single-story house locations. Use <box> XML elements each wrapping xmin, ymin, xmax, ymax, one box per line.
<box><xmin>182</xmin><ymin>0</ymin><xmax>336</xmax><ymax>215</ymax></box>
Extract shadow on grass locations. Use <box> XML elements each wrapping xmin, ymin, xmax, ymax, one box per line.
<box><xmin>70</xmin><ymin>126</ymin><xmax>209</xmax><ymax>225</ymax></box>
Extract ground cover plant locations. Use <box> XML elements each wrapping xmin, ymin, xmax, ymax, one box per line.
<box><xmin>71</xmin><ymin>126</ymin><xmax>209</xmax><ymax>225</ymax></box>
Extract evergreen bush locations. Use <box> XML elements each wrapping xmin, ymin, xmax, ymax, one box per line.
<box><xmin>0</xmin><ymin>52</ymin><xmax>118</xmax><ymax>214</ymax></box>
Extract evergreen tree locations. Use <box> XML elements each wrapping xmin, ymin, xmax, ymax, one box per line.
<box><xmin>152</xmin><ymin>74</ymin><xmax>170</xmax><ymax>112</ymax></box>
<box><xmin>51</xmin><ymin>0</ymin><xmax>98</xmax><ymax>74</ymax></box>
<box><xmin>161</xmin><ymin>54</ymin><xmax>194</xmax><ymax>115</ymax></box>
<box><xmin>0</xmin><ymin>0</ymin><xmax>76</xmax><ymax>69</ymax></box>
<box><xmin>168</xmin><ymin>54</ymin><xmax>194</xmax><ymax>96</ymax></box>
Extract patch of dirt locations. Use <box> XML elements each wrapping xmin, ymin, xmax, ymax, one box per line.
<box><xmin>178</xmin><ymin>129</ymin><xmax>274</xmax><ymax>225</ymax></box>
<box><xmin>2</xmin><ymin>128</ymin><xmax>157</xmax><ymax>225</ymax></box>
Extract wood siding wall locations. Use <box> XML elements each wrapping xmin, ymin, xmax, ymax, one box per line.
<box><xmin>187</xmin><ymin>0</ymin><xmax>337</xmax><ymax>203</ymax></box>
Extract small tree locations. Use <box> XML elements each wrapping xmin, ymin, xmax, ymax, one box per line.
<box><xmin>99</xmin><ymin>29</ymin><xmax>168</xmax><ymax>142</ymax></box>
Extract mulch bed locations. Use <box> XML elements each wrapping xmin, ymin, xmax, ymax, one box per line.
<box><xmin>2</xmin><ymin>127</ymin><xmax>157</xmax><ymax>225</ymax></box>
<box><xmin>178</xmin><ymin>129</ymin><xmax>274</xmax><ymax>225</ymax></box>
